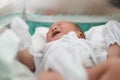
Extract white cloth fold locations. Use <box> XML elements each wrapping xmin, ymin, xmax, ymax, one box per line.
<box><xmin>0</xmin><ymin>29</ymin><xmax>20</xmax><ymax>64</ymax></box>
<box><xmin>10</xmin><ymin>17</ymin><xmax>32</xmax><ymax>51</ymax></box>
<box><xmin>102</xmin><ymin>20</ymin><xmax>120</xmax><ymax>47</ymax></box>
<box><xmin>0</xmin><ymin>29</ymin><xmax>35</xmax><ymax>80</ymax></box>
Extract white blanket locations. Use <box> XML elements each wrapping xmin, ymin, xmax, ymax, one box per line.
<box><xmin>37</xmin><ymin>32</ymin><xmax>99</xmax><ymax>80</ymax></box>
<box><xmin>0</xmin><ymin>29</ymin><xmax>36</xmax><ymax>80</ymax></box>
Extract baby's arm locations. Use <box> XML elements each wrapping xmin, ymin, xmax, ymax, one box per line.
<box><xmin>38</xmin><ymin>71</ymin><xmax>63</xmax><ymax>80</ymax></box>
<box><xmin>86</xmin><ymin>58</ymin><xmax>120</xmax><ymax>80</ymax></box>
<box><xmin>86</xmin><ymin>61</ymin><xmax>108</xmax><ymax>80</ymax></box>
<box><xmin>17</xmin><ymin>48</ymin><xmax>35</xmax><ymax>72</ymax></box>
<box><xmin>107</xmin><ymin>43</ymin><xmax>120</xmax><ymax>60</ymax></box>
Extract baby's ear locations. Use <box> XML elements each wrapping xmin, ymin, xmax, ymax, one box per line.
<box><xmin>77</xmin><ymin>31</ymin><xmax>85</xmax><ymax>39</ymax></box>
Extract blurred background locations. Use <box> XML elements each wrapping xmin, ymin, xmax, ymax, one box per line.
<box><xmin>0</xmin><ymin>0</ymin><xmax>120</xmax><ymax>17</ymax></box>
<box><xmin>0</xmin><ymin>0</ymin><xmax>120</xmax><ymax>34</ymax></box>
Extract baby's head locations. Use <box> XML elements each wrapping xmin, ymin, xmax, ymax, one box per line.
<box><xmin>46</xmin><ymin>21</ymin><xmax>85</xmax><ymax>42</ymax></box>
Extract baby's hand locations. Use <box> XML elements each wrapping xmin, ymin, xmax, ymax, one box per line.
<box><xmin>38</xmin><ymin>72</ymin><xmax>63</xmax><ymax>80</ymax></box>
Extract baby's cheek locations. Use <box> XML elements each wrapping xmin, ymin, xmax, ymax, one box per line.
<box><xmin>46</xmin><ymin>36</ymin><xmax>52</xmax><ymax>42</ymax></box>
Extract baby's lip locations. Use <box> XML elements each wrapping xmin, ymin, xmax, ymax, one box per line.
<box><xmin>52</xmin><ymin>30</ymin><xmax>61</xmax><ymax>37</ymax></box>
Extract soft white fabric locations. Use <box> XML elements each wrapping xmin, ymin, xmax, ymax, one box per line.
<box><xmin>0</xmin><ymin>29</ymin><xmax>35</xmax><ymax>80</ymax></box>
<box><xmin>10</xmin><ymin>17</ymin><xmax>32</xmax><ymax>51</ymax></box>
<box><xmin>85</xmin><ymin>20</ymin><xmax>120</xmax><ymax>62</ymax></box>
<box><xmin>31</xmin><ymin>27</ymin><xmax>49</xmax><ymax>70</ymax></box>
<box><xmin>11</xmin><ymin>61</ymin><xmax>36</xmax><ymax>80</ymax></box>
<box><xmin>0</xmin><ymin>0</ymin><xmax>24</xmax><ymax>18</ymax></box>
<box><xmin>0</xmin><ymin>29</ymin><xmax>20</xmax><ymax>64</ymax></box>
<box><xmin>31</xmin><ymin>27</ymin><xmax>49</xmax><ymax>52</ymax></box>
<box><xmin>102</xmin><ymin>20</ymin><xmax>120</xmax><ymax>47</ymax></box>
<box><xmin>34</xmin><ymin>32</ymin><xmax>103</xmax><ymax>80</ymax></box>
<box><xmin>85</xmin><ymin>25</ymin><xmax>107</xmax><ymax>51</ymax></box>
<box><xmin>85</xmin><ymin>25</ymin><xmax>108</xmax><ymax>63</ymax></box>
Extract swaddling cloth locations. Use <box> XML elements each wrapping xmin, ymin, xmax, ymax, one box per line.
<box><xmin>102</xmin><ymin>20</ymin><xmax>120</xmax><ymax>47</ymax></box>
<box><xmin>38</xmin><ymin>32</ymin><xmax>98</xmax><ymax>80</ymax></box>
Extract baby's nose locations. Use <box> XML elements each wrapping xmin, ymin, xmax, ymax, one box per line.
<box><xmin>52</xmin><ymin>26</ymin><xmax>58</xmax><ymax>32</ymax></box>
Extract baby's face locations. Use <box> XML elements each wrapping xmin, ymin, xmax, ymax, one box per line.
<box><xmin>46</xmin><ymin>21</ymin><xmax>78</xmax><ymax>42</ymax></box>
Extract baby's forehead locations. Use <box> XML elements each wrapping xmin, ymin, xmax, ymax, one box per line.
<box><xmin>50</xmin><ymin>21</ymin><xmax>74</xmax><ymax>27</ymax></box>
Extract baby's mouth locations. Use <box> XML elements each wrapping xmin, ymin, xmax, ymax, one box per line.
<box><xmin>52</xmin><ymin>31</ymin><xmax>61</xmax><ymax>37</ymax></box>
